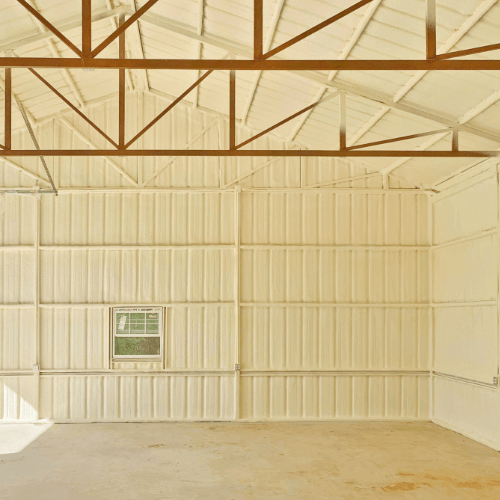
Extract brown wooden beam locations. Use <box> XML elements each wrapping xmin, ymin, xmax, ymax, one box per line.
<box><xmin>16</xmin><ymin>0</ymin><xmax>82</xmax><ymax>57</ymax></box>
<box><xmin>119</xmin><ymin>14</ymin><xmax>126</xmax><ymax>149</ymax></box>
<box><xmin>426</xmin><ymin>0</ymin><xmax>437</xmax><ymax>60</ymax></box>
<box><xmin>4</xmin><ymin>68</ymin><xmax>11</xmax><ymax>150</ymax></box>
<box><xmin>91</xmin><ymin>0</ymin><xmax>160</xmax><ymax>57</ymax></box>
<box><xmin>345</xmin><ymin>128</ymin><xmax>451</xmax><ymax>151</ymax></box>
<box><xmin>262</xmin><ymin>0</ymin><xmax>373</xmax><ymax>59</ymax></box>
<box><xmin>437</xmin><ymin>42</ymin><xmax>500</xmax><ymax>60</ymax></box>
<box><xmin>27</xmin><ymin>68</ymin><xmax>118</xmax><ymax>148</ymax></box>
<box><xmin>235</xmin><ymin>91</ymin><xmax>339</xmax><ymax>149</ymax></box>
<box><xmin>339</xmin><ymin>91</ymin><xmax>346</xmax><ymax>150</ymax></box>
<box><xmin>254</xmin><ymin>0</ymin><xmax>263</xmax><ymax>59</ymax></box>
<box><xmin>125</xmin><ymin>69</ymin><xmax>215</xmax><ymax>149</ymax></box>
<box><xmin>82</xmin><ymin>0</ymin><xmax>92</xmax><ymax>58</ymax></box>
<box><xmin>0</xmin><ymin>150</ymin><xmax>496</xmax><ymax>158</ymax></box>
<box><xmin>2</xmin><ymin>58</ymin><xmax>500</xmax><ymax>70</ymax></box>
<box><xmin>230</xmin><ymin>70</ymin><xmax>236</xmax><ymax>150</ymax></box>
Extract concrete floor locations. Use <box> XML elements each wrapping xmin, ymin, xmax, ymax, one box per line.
<box><xmin>1</xmin><ymin>422</ymin><xmax>500</xmax><ymax>499</ymax></box>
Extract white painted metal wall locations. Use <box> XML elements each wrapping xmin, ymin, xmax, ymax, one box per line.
<box><xmin>432</xmin><ymin>170</ymin><xmax>500</xmax><ymax>450</ymax></box>
<box><xmin>0</xmin><ymin>97</ymin><xmax>430</xmax><ymax>422</ymax></box>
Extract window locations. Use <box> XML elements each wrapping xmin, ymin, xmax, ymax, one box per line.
<box><xmin>112</xmin><ymin>307</ymin><xmax>163</xmax><ymax>359</ymax></box>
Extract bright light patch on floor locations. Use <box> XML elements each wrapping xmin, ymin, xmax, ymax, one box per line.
<box><xmin>0</xmin><ymin>424</ymin><xmax>53</xmax><ymax>455</ymax></box>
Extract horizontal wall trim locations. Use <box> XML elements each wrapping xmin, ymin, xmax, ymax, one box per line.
<box><xmin>432</xmin><ymin>228</ymin><xmax>497</xmax><ymax>250</ymax></box>
<box><xmin>432</xmin><ymin>170</ymin><xmax>496</xmax><ymax>202</ymax></box>
<box><xmin>0</xmin><ymin>369</ymin><xmax>430</xmax><ymax>377</ymax></box>
<box><xmin>242</xmin><ymin>370</ymin><xmax>429</xmax><ymax>377</ymax></box>
<box><xmin>431</xmin><ymin>301</ymin><xmax>497</xmax><ymax>308</ymax></box>
<box><xmin>242</xmin><ymin>303</ymin><xmax>430</xmax><ymax>308</ymax></box>
<box><xmin>0</xmin><ymin>302</ymin><xmax>431</xmax><ymax>309</ymax></box>
<box><xmin>0</xmin><ymin>187</ymin><xmax>433</xmax><ymax>195</ymax></box>
<box><xmin>433</xmin><ymin>371</ymin><xmax>498</xmax><ymax>389</ymax></box>
<box><xmin>24</xmin><ymin>417</ymin><xmax>430</xmax><ymax>424</ymax></box>
<box><xmin>0</xmin><ymin>244</ymin><xmax>431</xmax><ymax>251</ymax></box>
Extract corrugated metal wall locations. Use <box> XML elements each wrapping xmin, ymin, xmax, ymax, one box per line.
<box><xmin>432</xmin><ymin>171</ymin><xmax>500</xmax><ymax>450</ymax></box>
<box><xmin>0</xmin><ymin>97</ymin><xmax>430</xmax><ymax>422</ymax></box>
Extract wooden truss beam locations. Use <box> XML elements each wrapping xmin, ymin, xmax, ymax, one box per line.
<box><xmin>1</xmin><ymin>150</ymin><xmax>498</xmax><ymax>158</ymax></box>
<box><xmin>91</xmin><ymin>0</ymin><xmax>160</xmax><ymax>57</ymax></box>
<box><xmin>15</xmin><ymin>0</ymin><xmax>82</xmax><ymax>56</ymax></box>
<box><xmin>3</xmin><ymin>58</ymin><xmax>500</xmax><ymax>71</ymax></box>
<box><xmin>262</xmin><ymin>0</ymin><xmax>374</xmax><ymax>59</ymax></box>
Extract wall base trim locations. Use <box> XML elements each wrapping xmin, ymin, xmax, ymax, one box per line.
<box><xmin>432</xmin><ymin>417</ymin><xmax>500</xmax><ymax>452</ymax></box>
<box><xmin>1</xmin><ymin>417</ymin><xmax>431</xmax><ymax>424</ymax></box>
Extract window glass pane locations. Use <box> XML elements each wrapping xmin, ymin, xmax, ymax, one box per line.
<box><xmin>116</xmin><ymin>313</ymin><xmax>130</xmax><ymax>333</ymax></box>
<box><xmin>114</xmin><ymin>337</ymin><xmax>161</xmax><ymax>356</ymax></box>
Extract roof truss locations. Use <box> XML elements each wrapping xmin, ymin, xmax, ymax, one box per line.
<box><xmin>1</xmin><ymin>0</ymin><xmax>500</xmax><ymax>165</ymax></box>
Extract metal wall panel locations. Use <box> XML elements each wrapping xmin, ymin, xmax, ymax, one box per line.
<box><xmin>39</xmin><ymin>375</ymin><xmax>235</xmax><ymax>422</ymax></box>
<box><xmin>1</xmin><ymin>186</ymin><xmax>430</xmax><ymax>421</ymax></box>
<box><xmin>0</xmin><ymin>310</ymin><xmax>35</xmax><ymax>371</ymax></box>
<box><xmin>433</xmin><ymin>234</ymin><xmax>497</xmax><ymax>304</ymax></box>
<box><xmin>433</xmin><ymin>177</ymin><xmax>497</xmax><ymax>245</ymax></box>
<box><xmin>241</xmin><ymin>375</ymin><xmax>429</xmax><ymax>420</ymax></box>
<box><xmin>241</xmin><ymin>307</ymin><xmax>429</xmax><ymax>371</ymax></box>
<box><xmin>432</xmin><ymin>174</ymin><xmax>500</xmax><ymax>449</ymax></box>
<box><xmin>40</xmin><ymin>249</ymin><xmax>234</xmax><ymax>304</ymax></box>
<box><xmin>433</xmin><ymin>375</ymin><xmax>500</xmax><ymax>451</ymax></box>
<box><xmin>0</xmin><ymin>376</ymin><xmax>37</xmax><ymax>422</ymax></box>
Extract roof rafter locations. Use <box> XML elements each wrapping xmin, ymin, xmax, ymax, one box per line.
<box><xmin>24</xmin><ymin>0</ymin><xmax>85</xmax><ymax>108</ymax></box>
<box><xmin>287</xmin><ymin>0</ymin><xmax>383</xmax><ymax>142</ymax></box>
<box><xmin>344</xmin><ymin>0</ymin><xmax>498</xmax><ymax>150</ymax></box>
<box><xmin>240</xmin><ymin>0</ymin><xmax>286</xmax><ymax>126</ymax></box>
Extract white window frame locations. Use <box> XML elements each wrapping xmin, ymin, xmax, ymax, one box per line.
<box><xmin>112</xmin><ymin>307</ymin><xmax>163</xmax><ymax>360</ymax></box>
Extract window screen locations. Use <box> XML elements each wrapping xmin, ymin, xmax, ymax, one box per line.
<box><xmin>113</xmin><ymin>307</ymin><xmax>163</xmax><ymax>359</ymax></box>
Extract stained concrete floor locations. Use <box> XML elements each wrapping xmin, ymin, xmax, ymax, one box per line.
<box><xmin>1</xmin><ymin>422</ymin><xmax>500</xmax><ymax>500</ymax></box>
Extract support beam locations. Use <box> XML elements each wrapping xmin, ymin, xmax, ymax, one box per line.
<box><xmin>0</xmin><ymin>149</ymin><xmax>496</xmax><ymax>158</ymax></box>
<box><xmin>119</xmin><ymin>14</ymin><xmax>126</xmax><ymax>149</ymax></box>
<box><xmin>262</xmin><ymin>0</ymin><xmax>374</xmax><ymax>59</ymax></box>
<box><xmin>236</xmin><ymin>91</ymin><xmax>340</xmax><ymax>150</ymax></box>
<box><xmin>382</xmin><ymin>131</ymin><xmax>451</xmax><ymax>175</ymax></box>
<box><xmin>82</xmin><ymin>0</ymin><xmax>92</xmax><ymax>58</ymax></box>
<box><xmin>307</xmin><ymin>172</ymin><xmax>380</xmax><ymax>188</ymax></box>
<box><xmin>24</xmin><ymin>0</ymin><xmax>85</xmax><ymax>108</ymax></box>
<box><xmin>193</xmin><ymin>0</ymin><xmax>205</xmax><ymax>107</ymax></box>
<box><xmin>13</xmin><ymin>93</ymin><xmax>56</xmax><ymax>191</ymax></box>
<box><xmin>452</xmin><ymin>129</ymin><xmax>459</xmax><ymax>152</ymax></box>
<box><xmin>241</xmin><ymin>0</ymin><xmax>286</xmax><ymax>126</ymax></box>
<box><xmin>224</xmin><ymin>146</ymin><xmax>300</xmax><ymax>188</ymax></box>
<box><xmin>339</xmin><ymin>91</ymin><xmax>346</xmax><ymax>150</ymax></box>
<box><xmin>91</xmin><ymin>0</ymin><xmax>160</xmax><ymax>57</ymax></box>
<box><xmin>288</xmin><ymin>0</ymin><xmax>382</xmax><ymax>142</ymax></box>
<box><xmin>229</xmin><ymin>69</ymin><xmax>236</xmax><ymax>150</ymax></box>
<box><xmin>4</xmin><ymin>68</ymin><xmax>11</xmax><ymax>150</ymax></box>
<box><xmin>254</xmin><ymin>0</ymin><xmax>263</xmax><ymax>59</ymax></box>
<box><xmin>0</xmin><ymin>7</ymin><xmax>126</xmax><ymax>53</ymax></box>
<box><xmin>425</xmin><ymin>0</ymin><xmax>437</xmax><ymax>60</ymax></box>
<box><xmin>58</xmin><ymin>117</ymin><xmax>138</xmax><ymax>186</ymax></box>
<box><xmin>344</xmin><ymin>0</ymin><xmax>497</xmax><ymax>148</ymax></box>
<box><xmin>142</xmin><ymin>118</ymin><xmax>219</xmax><ymax>186</ymax></box>
<box><xmin>0</xmin><ymin>157</ymin><xmax>51</xmax><ymax>185</ymax></box>
<box><xmin>15</xmin><ymin>0</ymin><xmax>82</xmax><ymax>56</ymax></box>
<box><xmin>126</xmin><ymin>66</ymin><xmax>219</xmax><ymax>148</ymax></box>
<box><xmin>27</xmin><ymin>67</ymin><xmax>118</xmax><ymax>148</ymax></box>
<box><xmin>346</xmin><ymin>128</ymin><xmax>451</xmax><ymax>151</ymax></box>
<box><xmin>3</xmin><ymin>58</ymin><xmax>500</xmax><ymax>71</ymax></box>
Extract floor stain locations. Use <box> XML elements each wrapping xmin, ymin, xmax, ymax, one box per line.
<box><xmin>391</xmin><ymin>472</ymin><xmax>500</xmax><ymax>492</ymax></box>
<box><xmin>382</xmin><ymin>482</ymin><xmax>420</xmax><ymax>492</ymax></box>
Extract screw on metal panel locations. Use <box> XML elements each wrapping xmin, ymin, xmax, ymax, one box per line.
<box><xmin>493</xmin><ymin>377</ymin><xmax>498</xmax><ymax>386</ymax></box>
<box><xmin>234</xmin><ymin>364</ymin><xmax>241</xmax><ymax>371</ymax></box>
<box><xmin>32</xmin><ymin>364</ymin><xmax>40</xmax><ymax>372</ymax></box>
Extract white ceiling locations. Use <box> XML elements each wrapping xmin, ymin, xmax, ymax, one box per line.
<box><xmin>1</xmin><ymin>0</ymin><xmax>500</xmax><ymax>187</ymax></box>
